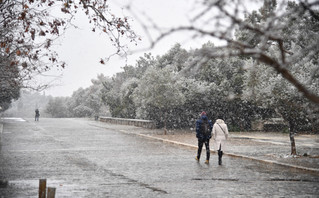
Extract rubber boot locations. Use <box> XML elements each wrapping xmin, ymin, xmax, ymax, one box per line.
<box><xmin>218</xmin><ymin>150</ymin><xmax>223</xmax><ymax>165</ymax></box>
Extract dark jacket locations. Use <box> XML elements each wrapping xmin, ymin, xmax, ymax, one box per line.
<box><xmin>35</xmin><ymin>109</ymin><xmax>40</xmax><ymax>117</ymax></box>
<box><xmin>196</xmin><ymin>115</ymin><xmax>213</xmax><ymax>140</ymax></box>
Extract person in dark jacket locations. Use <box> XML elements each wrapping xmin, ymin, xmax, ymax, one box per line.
<box><xmin>195</xmin><ymin>111</ymin><xmax>213</xmax><ymax>164</ymax></box>
<box><xmin>35</xmin><ymin>109</ymin><xmax>40</xmax><ymax>121</ymax></box>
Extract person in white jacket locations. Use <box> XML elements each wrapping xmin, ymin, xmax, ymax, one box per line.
<box><xmin>212</xmin><ymin>119</ymin><xmax>229</xmax><ymax>165</ymax></box>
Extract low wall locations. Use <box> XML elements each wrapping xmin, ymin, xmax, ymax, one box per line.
<box><xmin>99</xmin><ymin>116</ymin><xmax>156</xmax><ymax>129</ymax></box>
<box><xmin>251</xmin><ymin>119</ymin><xmax>288</xmax><ymax>132</ymax></box>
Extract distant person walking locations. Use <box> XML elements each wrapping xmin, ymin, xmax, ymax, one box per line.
<box><xmin>212</xmin><ymin>118</ymin><xmax>229</xmax><ymax>165</ymax></box>
<box><xmin>35</xmin><ymin>109</ymin><xmax>40</xmax><ymax>121</ymax></box>
<box><xmin>195</xmin><ymin>111</ymin><xmax>213</xmax><ymax>164</ymax></box>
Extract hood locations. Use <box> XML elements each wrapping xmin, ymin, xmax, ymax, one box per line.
<box><xmin>201</xmin><ymin>115</ymin><xmax>208</xmax><ymax>120</ymax></box>
<box><xmin>215</xmin><ymin>119</ymin><xmax>225</xmax><ymax>124</ymax></box>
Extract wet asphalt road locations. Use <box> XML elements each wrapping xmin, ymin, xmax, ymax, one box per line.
<box><xmin>0</xmin><ymin>118</ymin><xmax>318</xmax><ymax>197</ymax></box>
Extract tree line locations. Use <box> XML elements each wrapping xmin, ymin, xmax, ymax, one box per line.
<box><xmin>42</xmin><ymin>41</ymin><xmax>318</xmax><ymax>133</ymax></box>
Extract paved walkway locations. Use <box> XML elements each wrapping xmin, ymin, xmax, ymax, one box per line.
<box><xmin>91</xmin><ymin>121</ymin><xmax>319</xmax><ymax>173</ymax></box>
<box><xmin>2</xmin><ymin>120</ymin><xmax>318</xmax><ymax>173</ymax></box>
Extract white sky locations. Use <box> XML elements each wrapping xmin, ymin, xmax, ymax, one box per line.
<box><xmin>38</xmin><ymin>0</ymin><xmax>257</xmax><ymax>97</ymax></box>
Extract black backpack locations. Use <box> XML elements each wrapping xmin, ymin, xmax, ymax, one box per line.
<box><xmin>200</xmin><ymin>119</ymin><xmax>211</xmax><ymax>137</ymax></box>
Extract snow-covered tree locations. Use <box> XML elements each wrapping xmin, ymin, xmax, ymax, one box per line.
<box><xmin>243</xmin><ymin>59</ymin><xmax>319</xmax><ymax>154</ymax></box>
<box><xmin>3</xmin><ymin>91</ymin><xmax>51</xmax><ymax>117</ymax></box>
<box><xmin>177</xmin><ymin>77</ymin><xmax>214</xmax><ymax>127</ymax></box>
<box><xmin>101</xmin><ymin>54</ymin><xmax>155</xmax><ymax>117</ymax></box>
<box><xmin>0</xmin><ymin>56</ymin><xmax>20</xmax><ymax>112</ymax></box>
<box><xmin>46</xmin><ymin>97</ymin><xmax>69</xmax><ymax>118</ymax></box>
<box><xmin>66</xmin><ymin>74</ymin><xmax>110</xmax><ymax>117</ymax></box>
<box><xmin>119</xmin><ymin>78</ymin><xmax>139</xmax><ymax>118</ymax></box>
<box><xmin>133</xmin><ymin>66</ymin><xmax>185</xmax><ymax>133</ymax></box>
<box><xmin>239</xmin><ymin>1</ymin><xmax>319</xmax><ymax>155</ymax></box>
<box><xmin>87</xmin><ymin>74</ymin><xmax>110</xmax><ymax>116</ymax></box>
<box><xmin>156</xmin><ymin>43</ymin><xmax>190</xmax><ymax>72</ymax></box>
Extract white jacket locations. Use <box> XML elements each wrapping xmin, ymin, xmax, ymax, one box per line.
<box><xmin>212</xmin><ymin>119</ymin><xmax>229</xmax><ymax>151</ymax></box>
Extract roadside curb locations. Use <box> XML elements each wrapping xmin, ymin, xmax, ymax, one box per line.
<box><xmin>138</xmin><ymin>134</ymin><xmax>319</xmax><ymax>173</ymax></box>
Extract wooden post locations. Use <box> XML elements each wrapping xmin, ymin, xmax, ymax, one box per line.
<box><xmin>47</xmin><ymin>187</ymin><xmax>56</xmax><ymax>198</ymax></box>
<box><xmin>39</xmin><ymin>179</ymin><xmax>46</xmax><ymax>198</ymax></box>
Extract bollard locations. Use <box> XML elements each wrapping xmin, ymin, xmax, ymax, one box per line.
<box><xmin>39</xmin><ymin>179</ymin><xmax>46</xmax><ymax>198</ymax></box>
<box><xmin>47</xmin><ymin>187</ymin><xmax>56</xmax><ymax>198</ymax></box>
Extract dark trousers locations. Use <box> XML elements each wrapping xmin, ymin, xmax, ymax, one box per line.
<box><xmin>197</xmin><ymin>139</ymin><xmax>210</xmax><ymax>160</ymax></box>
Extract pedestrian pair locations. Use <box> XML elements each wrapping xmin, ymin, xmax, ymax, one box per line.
<box><xmin>195</xmin><ymin>112</ymin><xmax>229</xmax><ymax>165</ymax></box>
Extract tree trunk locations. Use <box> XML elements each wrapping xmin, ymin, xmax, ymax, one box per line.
<box><xmin>289</xmin><ymin>121</ymin><xmax>297</xmax><ymax>155</ymax></box>
<box><xmin>289</xmin><ymin>132</ymin><xmax>297</xmax><ymax>155</ymax></box>
<box><xmin>164</xmin><ymin>111</ymin><xmax>167</xmax><ymax>135</ymax></box>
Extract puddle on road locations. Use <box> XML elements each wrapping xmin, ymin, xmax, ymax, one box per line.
<box><xmin>1</xmin><ymin>118</ymin><xmax>26</xmax><ymax>122</ymax></box>
<box><xmin>8</xmin><ymin>179</ymin><xmax>63</xmax><ymax>187</ymax></box>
